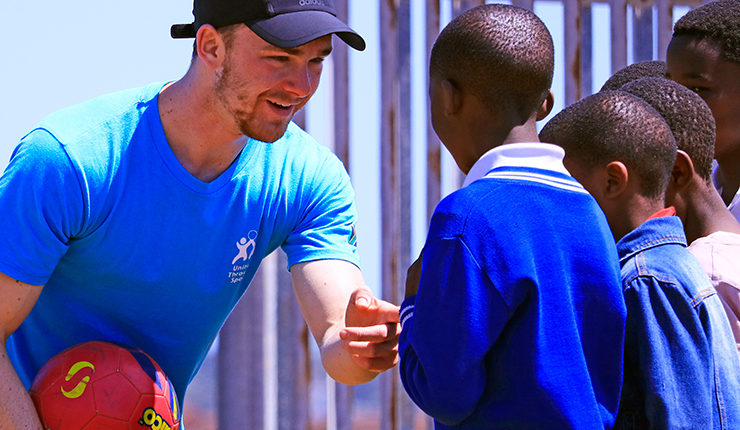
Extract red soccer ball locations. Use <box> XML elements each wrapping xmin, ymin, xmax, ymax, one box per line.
<box><xmin>29</xmin><ymin>341</ymin><xmax>181</xmax><ymax>430</ymax></box>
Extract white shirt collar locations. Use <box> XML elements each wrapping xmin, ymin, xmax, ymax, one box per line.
<box><xmin>463</xmin><ymin>142</ymin><xmax>571</xmax><ymax>187</ymax></box>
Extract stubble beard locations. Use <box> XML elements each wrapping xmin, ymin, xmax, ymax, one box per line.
<box><xmin>215</xmin><ymin>61</ymin><xmax>292</xmax><ymax>143</ymax></box>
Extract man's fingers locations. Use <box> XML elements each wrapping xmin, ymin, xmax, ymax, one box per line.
<box><xmin>346</xmin><ymin>288</ymin><xmax>401</xmax><ymax>327</ymax></box>
<box><xmin>340</xmin><ymin>322</ymin><xmax>399</xmax><ymax>342</ymax></box>
<box><xmin>340</xmin><ymin>339</ymin><xmax>399</xmax><ymax>357</ymax></box>
<box><xmin>373</xmin><ymin>299</ymin><xmax>401</xmax><ymax>323</ymax></box>
<box><xmin>349</xmin><ymin>354</ymin><xmax>399</xmax><ymax>373</ymax></box>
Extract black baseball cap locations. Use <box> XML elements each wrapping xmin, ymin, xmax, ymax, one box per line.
<box><xmin>171</xmin><ymin>0</ymin><xmax>366</xmax><ymax>51</ymax></box>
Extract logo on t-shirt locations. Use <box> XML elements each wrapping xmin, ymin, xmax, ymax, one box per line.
<box><xmin>229</xmin><ymin>230</ymin><xmax>258</xmax><ymax>284</ymax></box>
<box><xmin>349</xmin><ymin>224</ymin><xmax>357</xmax><ymax>247</ymax></box>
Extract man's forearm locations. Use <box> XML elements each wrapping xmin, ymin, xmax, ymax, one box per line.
<box><xmin>0</xmin><ymin>343</ymin><xmax>43</xmax><ymax>430</ymax></box>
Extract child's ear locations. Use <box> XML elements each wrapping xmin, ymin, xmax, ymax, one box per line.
<box><xmin>669</xmin><ymin>150</ymin><xmax>694</xmax><ymax>191</ymax></box>
<box><xmin>536</xmin><ymin>90</ymin><xmax>555</xmax><ymax>121</ymax></box>
<box><xmin>440</xmin><ymin>78</ymin><xmax>462</xmax><ymax>116</ymax></box>
<box><xmin>604</xmin><ymin>161</ymin><xmax>629</xmax><ymax>199</ymax></box>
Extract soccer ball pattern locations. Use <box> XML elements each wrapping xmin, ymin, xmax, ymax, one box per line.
<box><xmin>29</xmin><ymin>341</ymin><xmax>180</xmax><ymax>430</ymax></box>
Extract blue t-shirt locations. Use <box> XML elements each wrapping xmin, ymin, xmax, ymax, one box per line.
<box><xmin>0</xmin><ymin>82</ymin><xmax>359</xmax><ymax>402</ymax></box>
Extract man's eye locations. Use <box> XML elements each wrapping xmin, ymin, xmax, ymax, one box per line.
<box><xmin>310</xmin><ymin>57</ymin><xmax>326</xmax><ymax>64</ymax></box>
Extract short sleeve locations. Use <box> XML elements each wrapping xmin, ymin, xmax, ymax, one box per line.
<box><xmin>281</xmin><ymin>152</ymin><xmax>359</xmax><ymax>269</ymax></box>
<box><xmin>0</xmin><ymin>129</ymin><xmax>85</xmax><ymax>285</ymax></box>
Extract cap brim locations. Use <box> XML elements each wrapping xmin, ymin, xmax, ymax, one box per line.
<box><xmin>249</xmin><ymin>10</ymin><xmax>365</xmax><ymax>51</ymax></box>
<box><xmin>171</xmin><ymin>23</ymin><xmax>196</xmax><ymax>38</ymax></box>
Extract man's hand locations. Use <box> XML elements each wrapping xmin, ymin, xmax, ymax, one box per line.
<box><xmin>339</xmin><ymin>288</ymin><xmax>400</xmax><ymax>373</ymax></box>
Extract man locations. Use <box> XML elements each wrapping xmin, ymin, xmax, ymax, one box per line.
<box><xmin>0</xmin><ymin>0</ymin><xmax>399</xmax><ymax>428</ymax></box>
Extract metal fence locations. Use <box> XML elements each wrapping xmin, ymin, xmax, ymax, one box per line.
<box><xmin>216</xmin><ymin>0</ymin><xmax>705</xmax><ymax>429</ymax></box>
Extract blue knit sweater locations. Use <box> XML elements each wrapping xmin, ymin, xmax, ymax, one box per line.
<box><xmin>399</xmin><ymin>144</ymin><xmax>627</xmax><ymax>429</ymax></box>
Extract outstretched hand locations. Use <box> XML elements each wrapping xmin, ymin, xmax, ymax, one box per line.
<box><xmin>339</xmin><ymin>288</ymin><xmax>400</xmax><ymax>373</ymax></box>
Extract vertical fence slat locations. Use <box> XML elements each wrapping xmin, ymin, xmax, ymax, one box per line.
<box><xmin>564</xmin><ymin>0</ymin><xmax>583</xmax><ymax>104</ymax></box>
<box><xmin>512</xmin><ymin>0</ymin><xmax>535</xmax><ymax>10</ymax></box>
<box><xmin>218</xmin><ymin>257</ymin><xmax>268</xmax><ymax>429</ymax></box>
<box><xmin>633</xmin><ymin>1</ymin><xmax>654</xmax><ymax>61</ymax></box>
<box><xmin>380</xmin><ymin>0</ymin><xmax>415</xmax><ymax>428</ymax></box>
<box><xmin>581</xmin><ymin>2</ymin><xmax>594</xmax><ymax>96</ymax></box>
<box><xmin>610</xmin><ymin>0</ymin><xmax>628</xmax><ymax>74</ymax></box>
<box><xmin>655</xmin><ymin>0</ymin><xmax>673</xmax><ymax>60</ymax></box>
<box><xmin>334</xmin><ymin>0</ymin><xmax>351</xmax><ymax>169</ymax></box>
<box><xmin>330</xmin><ymin>3</ymin><xmax>355</xmax><ymax>429</ymax></box>
<box><xmin>426</xmin><ymin>0</ymin><xmax>442</xmax><ymax>223</ymax></box>
<box><xmin>276</xmin><ymin>250</ymin><xmax>310</xmax><ymax>430</ymax></box>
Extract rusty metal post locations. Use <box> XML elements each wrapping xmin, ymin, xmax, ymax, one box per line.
<box><xmin>218</xmin><ymin>256</ymin><xmax>269</xmax><ymax>429</ymax></box>
<box><xmin>426</xmin><ymin>0</ymin><xmax>442</xmax><ymax>222</ymax></box>
<box><xmin>564</xmin><ymin>0</ymin><xmax>584</xmax><ymax>104</ymax></box>
<box><xmin>334</xmin><ymin>0</ymin><xmax>352</xmax><ymax>170</ymax></box>
<box><xmin>380</xmin><ymin>0</ymin><xmax>415</xmax><ymax>428</ymax></box>
<box><xmin>329</xmin><ymin>2</ymin><xmax>355</xmax><ymax>429</ymax></box>
<box><xmin>655</xmin><ymin>0</ymin><xmax>673</xmax><ymax>60</ymax></box>
<box><xmin>276</xmin><ymin>250</ymin><xmax>310</xmax><ymax>430</ymax></box>
<box><xmin>512</xmin><ymin>0</ymin><xmax>536</xmax><ymax>10</ymax></box>
<box><xmin>581</xmin><ymin>1</ymin><xmax>594</xmax><ymax>96</ymax></box>
<box><xmin>610</xmin><ymin>0</ymin><xmax>629</xmax><ymax>74</ymax></box>
<box><xmin>633</xmin><ymin>1</ymin><xmax>654</xmax><ymax>62</ymax></box>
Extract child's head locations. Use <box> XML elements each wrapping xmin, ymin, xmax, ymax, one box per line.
<box><xmin>666</xmin><ymin>0</ymin><xmax>740</xmax><ymax>160</ymax></box>
<box><xmin>429</xmin><ymin>4</ymin><xmax>554</xmax><ymax>172</ymax></box>
<box><xmin>620</xmin><ymin>77</ymin><xmax>715</xmax><ymax>183</ymax></box>
<box><xmin>620</xmin><ymin>77</ymin><xmax>716</xmax><ymax>222</ymax></box>
<box><xmin>600</xmin><ymin>60</ymin><xmax>666</xmax><ymax>91</ymax></box>
<box><xmin>539</xmin><ymin>91</ymin><xmax>676</xmax><ymax>239</ymax></box>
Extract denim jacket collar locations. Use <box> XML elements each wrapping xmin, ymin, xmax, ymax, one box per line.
<box><xmin>616</xmin><ymin>216</ymin><xmax>687</xmax><ymax>266</ymax></box>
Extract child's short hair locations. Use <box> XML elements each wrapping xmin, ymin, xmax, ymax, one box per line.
<box><xmin>539</xmin><ymin>91</ymin><xmax>676</xmax><ymax>199</ymax></box>
<box><xmin>429</xmin><ymin>4</ymin><xmax>554</xmax><ymax>120</ymax></box>
<box><xmin>673</xmin><ymin>0</ymin><xmax>740</xmax><ymax>64</ymax></box>
<box><xmin>620</xmin><ymin>77</ymin><xmax>716</xmax><ymax>183</ymax></box>
<box><xmin>600</xmin><ymin>61</ymin><xmax>666</xmax><ymax>91</ymax></box>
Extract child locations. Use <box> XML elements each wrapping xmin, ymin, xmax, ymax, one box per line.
<box><xmin>540</xmin><ymin>90</ymin><xmax>740</xmax><ymax>429</ymax></box>
<box><xmin>666</xmin><ymin>0</ymin><xmax>740</xmax><ymax>221</ymax></box>
<box><xmin>599</xmin><ymin>60</ymin><xmax>666</xmax><ymax>91</ymax></box>
<box><xmin>620</xmin><ymin>76</ymin><xmax>740</xmax><ymax>355</ymax></box>
<box><xmin>398</xmin><ymin>5</ymin><xmax>627</xmax><ymax>428</ymax></box>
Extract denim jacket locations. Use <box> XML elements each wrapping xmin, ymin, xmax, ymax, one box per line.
<box><xmin>615</xmin><ymin>216</ymin><xmax>740</xmax><ymax>430</ymax></box>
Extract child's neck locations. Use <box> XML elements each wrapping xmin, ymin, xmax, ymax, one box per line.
<box><xmin>682</xmin><ymin>180</ymin><xmax>740</xmax><ymax>243</ymax></box>
<box><xmin>501</xmin><ymin>119</ymin><xmax>541</xmax><ymax>145</ymax></box>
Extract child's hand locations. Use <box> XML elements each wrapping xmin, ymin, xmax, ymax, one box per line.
<box><xmin>405</xmin><ymin>253</ymin><xmax>423</xmax><ymax>297</ymax></box>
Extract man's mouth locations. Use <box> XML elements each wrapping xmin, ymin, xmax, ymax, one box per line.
<box><xmin>268</xmin><ymin>100</ymin><xmax>293</xmax><ymax>112</ymax></box>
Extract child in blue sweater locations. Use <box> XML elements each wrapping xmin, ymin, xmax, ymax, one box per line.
<box><xmin>540</xmin><ymin>90</ymin><xmax>740</xmax><ymax>429</ymax></box>
<box><xmin>398</xmin><ymin>5</ymin><xmax>627</xmax><ymax>429</ymax></box>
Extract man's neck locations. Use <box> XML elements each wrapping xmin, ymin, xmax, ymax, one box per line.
<box><xmin>157</xmin><ymin>76</ymin><xmax>248</xmax><ymax>183</ymax></box>
<box><xmin>682</xmin><ymin>179</ymin><xmax>740</xmax><ymax>243</ymax></box>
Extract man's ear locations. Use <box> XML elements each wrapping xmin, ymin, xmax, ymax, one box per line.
<box><xmin>195</xmin><ymin>24</ymin><xmax>227</xmax><ymax>69</ymax></box>
<box><xmin>440</xmin><ymin>78</ymin><xmax>462</xmax><ymax>117</ymax></box>
<box><xmin>604</xmin><ymin>161</ymin><xmax>629</xmax><ymax>199</ymax></box>
<box><xmin>669</xmin><ymin>150</ymin><xmax>694</xmax><ymax>191</ymax></box>
<box><xmin>536</xmin><ymin>90</ymin><xmax>555</xmax><ymax>121</ymax></box>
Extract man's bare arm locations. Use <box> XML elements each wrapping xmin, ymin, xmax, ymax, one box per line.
<box><xmin>290</xmin><ymin>260</ymin><xmax>399</xmax><ymax>385</ymax></box>
<box><xmin>0</xmin><ymin>272</ymin><xmax>44</xmax><ymax>430</ymax></box>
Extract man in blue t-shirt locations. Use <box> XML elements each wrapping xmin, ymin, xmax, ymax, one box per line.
<box><xmin>0</xmin><ymin>1</ymin><xmax>400</xmax><ymax>428</ymax></box>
